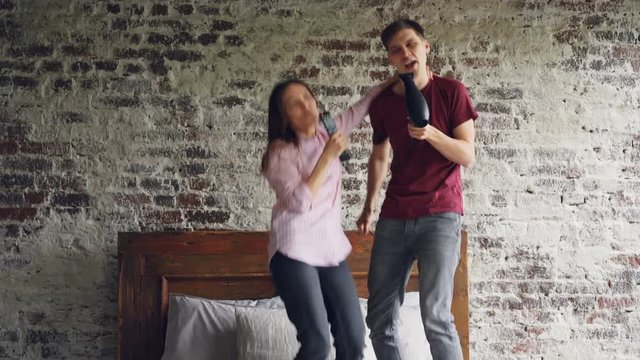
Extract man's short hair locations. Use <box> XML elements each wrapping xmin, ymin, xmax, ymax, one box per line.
<box><xmin>380</xmin><ymin>19</ymin><xmax>425</xmax><ymax>50</ymax></box>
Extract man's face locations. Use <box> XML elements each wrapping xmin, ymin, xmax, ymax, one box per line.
<box><xmin>386</xmin><ymin>28</ymin><xmax>430</xmax><ymax>75</ymax></box>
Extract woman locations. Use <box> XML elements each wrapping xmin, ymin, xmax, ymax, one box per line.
<box><xmin>261</xmin><ymin>75</ymin><xmax>396</xmax><ymax>360</ymax></box>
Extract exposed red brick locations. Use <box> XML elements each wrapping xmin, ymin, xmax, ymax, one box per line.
<box><xmin>587</xmin><ymin>327</ymin><xmax>620</xmax><ymax>340</ymax></box>
<box><xmin>293</xmin><ymin>55</ymin><xmax>306</xmax><ymax>64</ymax></box>
<box><xmin>0</xmin><ymin>174</ymin><xmax>34</xmax><ymax>189</ymax></box>
<box><xmin>611</xmin><ymin>254</ymin><xmax>640</xmax><ymax>268</ymax></box>
<box><xmin>490</xmin><ymin>193</ymin><xmax>507</xmax><ymax>207</ymax></box>
<box><xmin>175</xmin><ymin>4</ymin><xmax>193</xmax><ymax>15</ymax></box>
<box><xmin>511</xmin><ymin>340</ymin><xmax>537</xmax><ymax>354</ymax></box>
<box><xmin>369</xmin><ymin>70</ymin><xmax>391</xmax><ymax>81</ymax></box>
<box><xmin>462</xmin><ymin>57</ymin><xmax>500</xmax><ymax>68</ymax></box>
<box><xmin>296</xmin><ymin>66</ymin><xmax>319</xmax><ymax>79</ymax></box>
<box><xmin>0</xmin><ymin>207</ymin><xmax>37</xmax><ymax>220</ymax></box>
<box><xmin>315</xmin><ymin>85</ymin><xmax>353</xmax><ymax>97</ymax></box>
<box><xmin>586</xmin><ymin>311</ymin><xmax>609</xmax><ymax>324</ymax></box>
<box><xmin>228</xmin><ymin>80</ymin><xmax>256</xmax><ymax>90</ymax></box>
<box><xmin>486</xmin><ymin>87</ymin><xmax>523</xmax><ymax>100</ymax></box>
<box><xmin>57</xmin><ymin>159</ymin><xmax>77</xmax><ymax>171</ymax></box>
<box><xmin>0</xmin><ymin>192</ymin><xmax>22</xmax><ymax>206</ymax></box>
<box><xmin>342</xmin><ymin>178</ymin><xmax>362</xmax><ymax>191</ymax></box>
<box><xmin>150</xmin><ymin>4</ymin><xmax>168</xmax><ymax>16</ymax></box>
<box><xmin>184</xmin><ymin>210</ymin><xmax>229</xmax><ymax>224</ymax></box>
<box><xmin>153</xmin><ymin>195</ymin><xmax>174</xmax><ymax>207</ymax></box>
<box><xmin>476</xmin><ymin>102</ymin><xmax>511</xmax><ymax>114</ymax></box>
<box><xmin>203</xmin><ymin>195</ymin><xmax>219</xmax><ymax>207</ymax></box>
<box><xmin>197</xmin><ymin>33</ymin><xmax>218</xmax><ymax>46</ymax></box>
<box><xmin>0</xmin><ymin>0</ymin><xmax>16</xmax><ymax>11</ymax></box>
<box><xmin>275</xmin><ymin>9</ymin><xmax>301</xmax><ymax>18</ymax></box>
<box><xmin>189</xmin><ymin>178</ymin><xmax>210</xmax><ymax>191</ymax></box>
<box><xmin>4</xmin><ymin>157</ymin><xmax>52</xmax><ymax>172</ymax></box>
<box><xmin>0</xmin><ymin>141</ymin><xmax>19</xmax><ymax>154</ymax></box>
<box><xmin>53</xmin><ymin>193</ymin><xmax>91</xmax><ymax>207</ymax></box>
<box><xmin>597</xmin><ymin>296</ymin><xmax>635</xmax><ymax>310</ymax></box>
<box><xmin>476</xmin><ymin>236</ymin><xmax>505</xmax><ymax>249</ymax></box>
<box><xmin>20</xmin><ymin>142</ymin><xmax>70</xmax><ymax>156</ymax></box>
<box><xmin>24</xmin><ymin>191</ymin><xmax>46</xmax><ymax>205</ymax></box>
<box><xmin>612</xmin><ymin>45</ymin><xmax>640</xmax><ymax>59</ymax></box>
<box><xmin>181</xmin><ymin>163</ymin><xmax>206</xmax><ymax>176</ymax></box>
<box><xmin>224</xmin><ymin>35</ymin><xmax>244</xmax><ymax>46</ymax></box>
<box><xmin>106</xmin><ymin>4</ymin><xmax>120</xmax><ymax>14</ymax></box>
<box><xmin>38</xmin><ymin>176</ymin><xmax>86</xmax><ymax>191</ymax></box>
<box><xmin>343</xmin><ymin>193</ymin><xmax>361</xmax><ymax>206</ymax></box>
<box><xmin>554</xmin><ymin>30</ymin><xmax>581</xmax><ymax>44</ymax></box>
<box><xmin>197</xmin><ymin>5</ymin><xmax>219</xmax><ymax>15</ymax></box>
<box><xmin>144</xmin><ymin>210</ymin><xmax>182</xmax><ymax>224</ymax></box>
<box><xmin>211</xmin><ymin>20</ymin><xmax>235</xmax><ymax>31</ymax></box>
<box><xmin>184</xmin><ymin>145</ymin><xmax>210</xmax><ymax>159</ymax></box>
<box><xmin>186</xmin><ymin>129</ymin><xmax>199</xmax><ymax>141</ymax></box>
<box><xmin>177</xmin><ymin>193</ymin><xmax>201</xmax><ymax>208</ymax></box>
<box><xmin>348</xmin><ymin>131</ymin><xmax>370</xmax><ymax>145</ymax></box>
<box><xmin>213</xmin><ymin>96</ymin><xmax>245</xmax><ymax>108</ymax></box>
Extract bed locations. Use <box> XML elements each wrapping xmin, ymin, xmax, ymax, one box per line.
<box><xmin>117</xmin><ymin>230</ymin><xmax>469</xmax><ymax>360</ymax></box>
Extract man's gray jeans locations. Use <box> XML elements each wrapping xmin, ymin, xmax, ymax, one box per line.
<box><xmin>366</xmin><ymin>212</ymin><xmax>463</xmax><ymax>360</ymax></box>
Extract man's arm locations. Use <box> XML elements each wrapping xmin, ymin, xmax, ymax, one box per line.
<box><xmin>407</xmin><ymin>119</ymin><xmax>476</xmax><ymax>167</ymax></box>
<box><xmin>357</xmin><ymin>139</ymin><xmax>391</xmax><ymax>234</ymax></box>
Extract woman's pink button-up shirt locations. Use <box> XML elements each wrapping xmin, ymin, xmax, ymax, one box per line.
<box><xmin>265</xmin><ymin>86</ymin><xmax>383</xmax><ymax>267</ymax></box>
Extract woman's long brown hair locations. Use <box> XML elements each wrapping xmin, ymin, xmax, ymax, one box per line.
<box><xmin>261</xmin><ymin>80</ymin><xmax>315</xmax><ymax>174</ymax></box>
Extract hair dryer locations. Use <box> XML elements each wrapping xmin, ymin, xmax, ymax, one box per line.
<box><xmin>320</xmin><ymin>111</ymin><xmax>350</xmax><ymax>162</ymax></box>
<box><xmin>399</xmin><ymin>73</ymin><xmax>430</xmax><ymax>128</ymax></box>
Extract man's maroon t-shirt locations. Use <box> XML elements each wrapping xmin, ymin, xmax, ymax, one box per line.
<box><xmin>370</xmin><ymin>75</ymin><xmax>478</xmax><ymax>219</ymax></box>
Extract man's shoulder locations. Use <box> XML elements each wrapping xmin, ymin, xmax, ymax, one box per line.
<box><xmin>372</xmin><ymin>85</ymin><xmax>397</xmax><ymax>102</ymax></box>
<box><xmin>433</xmin><ymin>74</ymin><xmax>469</xmax><ymax>95</ymax></box>
<box><xmin>370</xmin><ymin>87</ymin><xmax>397</xmax><ymax>117</ymax></box>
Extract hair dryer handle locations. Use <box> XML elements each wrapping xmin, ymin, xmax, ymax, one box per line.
<box><xmin>320</xmin><ymin>111</ymin><xmax>351</xmax><ymax>163</ymax></box>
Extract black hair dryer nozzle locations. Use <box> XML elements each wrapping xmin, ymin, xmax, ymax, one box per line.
<box><xmin>399</xmin><ymin>73</ymin><xmax>430</xmax><ymax>128</ymax></box>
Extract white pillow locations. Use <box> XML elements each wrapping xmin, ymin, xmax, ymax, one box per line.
<box><xmin>162</xmin><ymin>292</ymin><xmax>429</xmax><ymax>360</ymax></box>
<box><xmin>358</xmin><ymin>299</ymin><xmax>378</xmax><ymax>360</ymax></box>
<box><xmin>359</xmin><ymin>297</ymin><xmax>431</xmax><ymax>360</ymax></box>
<box><xmin>161</xmin><ymin>295</ymin><xmax>235</xmax><ymax>360</ymax></box>
<box><xmin>233</xmin><ymin>297</ymin><xmax>428</xmax><ymax>360</ymax></box>
<box><xmin>235</xmin><ymin>307</ymin><xmax>346</xmax><ymax>360</ymax></box>
<box><xmin>404</xmin><ymin>290</ymin><xmax>420</xmax><ymax>307</ymax></box>
<box><xmin>236</xmin><ymin>307</ymin><xmax>300</xmax><ymax>360</ymax></box>
<box><xmin>398</xmin><ymin>305</ymin><xmax>431</xmax><ymax>360</ymax></box>
<box><xmin>161</xmin><ymin>294</ymin><xmax>284</xmax><ymax>360</ymax></box>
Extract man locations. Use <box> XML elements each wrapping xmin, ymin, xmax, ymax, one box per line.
<box><xmin>357</xmin><ymin>19</ymin><xmax>478</xmax><ymax>360</ymax></box>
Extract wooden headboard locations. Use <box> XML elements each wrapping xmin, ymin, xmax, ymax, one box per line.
<box><xmin>117</xmin><ymin>230</ymin><xmax>469</xmax><ymax>360</ymax></box>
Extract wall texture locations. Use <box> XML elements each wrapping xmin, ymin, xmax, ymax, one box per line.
<box><xmin>1</xmin><ymin>0</ymin><xmax>638</xmax><ymax>359</ymax></box>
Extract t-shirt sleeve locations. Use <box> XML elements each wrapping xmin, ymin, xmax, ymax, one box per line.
<box><xmin>370</xmin><ymin>100</ymin><xmax>388</xmax><ymax>145</ymax></box>
<box><xmin>450</xmin><ymin>81</ymin><xmax>479</xmax><ymax>129</ymax></box>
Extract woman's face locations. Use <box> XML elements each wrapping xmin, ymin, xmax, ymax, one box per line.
<box><xmin>281</xmin><ymin>83</ymin><xmax>318</xmax><ymax>135</ymax></box>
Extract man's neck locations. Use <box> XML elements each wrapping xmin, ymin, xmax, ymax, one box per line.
<box><xmin>413</xmin><ymin>72</ymin><xmax>430</xmax><ymax>89</ymax></box>
<box><xmin>393</xmin><ymin>69</ymin><xmax>432</xmax><ymax>95</ymax></box>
